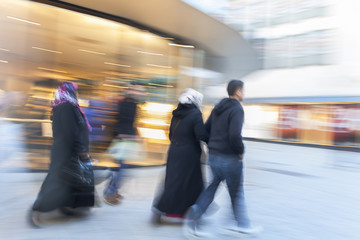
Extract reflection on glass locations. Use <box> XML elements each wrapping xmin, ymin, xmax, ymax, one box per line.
<box><xmin>0</xmin><ymin>0</ymin><xmax>198</xmax><ymax>170</ymax></box>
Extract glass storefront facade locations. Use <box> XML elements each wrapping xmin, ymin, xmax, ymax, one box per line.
<box><xmin>242</xmin><ymin>103</ymin><xmax>360</xmax><ymax>148</ymax></box>
<box><xmin>0</xmin><ymin>0</ymin><xmax>204</xmax><ymax>170</ymax></box>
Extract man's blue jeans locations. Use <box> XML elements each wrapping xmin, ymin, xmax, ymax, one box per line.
<box><xmin>104</xmin><ymin>160</ymin><xmax>124</xmax><ymax>197</ymax></box>
<box><xmin>194</xmin><ymin>153</ymin><xmax>250</xmax><ymax>227</ymax></box>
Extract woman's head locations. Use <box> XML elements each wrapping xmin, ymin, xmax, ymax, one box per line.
<box><xmin>52</xmin><ymin>82</ymin><xmax>92</xmax><ymax>131</ymax></box>
<box><xmin>178</xmin><ymin>88</ymin><xmax>203</xmax><ymax>109</ymax></box>
<box><xmin>52</xmin><ymin>82</ymin><xmax>79</xmax><ymax>107</ymax></box>
<box><xmin>61</xmin><ymin>82</ymin><xmax>78</xmax><ymax>99</ymax></box>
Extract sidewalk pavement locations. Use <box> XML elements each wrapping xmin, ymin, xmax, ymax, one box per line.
<box><xmin>0</xmin><ymin>141</ymin><xmax>360</xmax><ymax>240</ymax></box>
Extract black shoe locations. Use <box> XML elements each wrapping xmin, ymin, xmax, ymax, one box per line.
<box><xmin>59</xmin><ymin>207</ymin><xmax>91</xmax><ymax>217</ymax></box>
<box><xmin>59</xmin><ymin>207</ymin><xmax>76</xmax><ymax>216</ymax></box>
<box><xmin>150</xmin><ymin>212</ymin><xmax>162</xmax><ymax>225</ymax></box>
<box><xmin>27</xmin><ymin>209</ymin><xmax>42</xmax><ymax>228</ymax></box>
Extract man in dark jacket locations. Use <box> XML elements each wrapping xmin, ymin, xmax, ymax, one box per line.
<box><xmin>183</xmin><ymin>80</ymin><xmax>262</xmax><ymax>238</ymax></box>
<box><xmin>103</xmin><ymin>84</ymin><xmax>145</xmax><ymax>205</ymax></box>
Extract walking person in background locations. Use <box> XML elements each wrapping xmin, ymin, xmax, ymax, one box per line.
<box><xmin>103</xmin><ymin>83</ymin><xmax>145</xmax><ymax>205</ymax></box>
<box><xmin>0</xmin><ymin>91</ymin><xmax>27</xmax><ymax>166</ymax></box>
<box><xmin>29</xmin><ymin>82</ymin><xmax>95</xmax><ymax>227</ymax></box>
<box><xmin>152</xmin><ymin>88</ymin><xmax>208</xmax><ymax>223</ymax></box>
<box><xmin>183</xmin><ymin>80</ymin><xmax>262</xmax><ymax>238</ymax></box>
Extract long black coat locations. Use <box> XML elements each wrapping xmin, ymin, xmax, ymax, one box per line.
<box><xmin>32</xmin><ymin>102</ymin><xmax>94</xmax><ymax>212</ymax></box>
<box><xmin>155</xmin><ymin>104</ymin><xmax>208</xmax><ymax>215</ymax></box>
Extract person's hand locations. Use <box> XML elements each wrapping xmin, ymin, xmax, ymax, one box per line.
<box><xmin>135</xmin><ymin>136</ymin><xmax>143</xmax><ymax>143</ymax></box>
<box><xmin>117</xmin><ymin>134</ymin><xmax>137</xmax><ymax>140</ymax></box>
<box><xmin>238</xmin><ymin>154</ymin><xmax>243</xmax><ymax>162</ymax></box>
<box><xmin>79</xmin><ymin>152</ymin><xmax>90</xmax><ymax>160</ymax></box>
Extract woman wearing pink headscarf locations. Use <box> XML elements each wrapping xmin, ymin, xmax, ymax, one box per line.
<box><xmin>28</xmin><ymin>82</ymin><xmax>94</xmax><ymax>227</ymax></box>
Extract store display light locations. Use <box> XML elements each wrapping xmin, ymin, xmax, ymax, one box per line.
<box><xmin>142</xmin><ymin>102</ymin><xmax>174</xmax><ymax>113</ymax></box>
<box><xmin>137</xmin><ymin>50</ymin><xmax>163</xmax><ymax>56</ymax></box>
<box><xmin>149</xmin><ymin>83</ymin><xmax>174</xmax><ymax>88</ymax></box>
<box><xmin>7</xmin><ymin>16</ymin><xmax>40</xmax><ymax>25</ymax></box>
<box><xmin>103</xmin><ymin>84</ymin><xmax>127</xmax><ymax>89</ymax></box>
<box><xmin>37</xmin><ymin>67</ymin><xmax>67</xmax><ymax>73</ymax></box>
<box><xmin>137</xmin><ymin>128</ymin><xmax>167</xmax><ymax>140</ymax></box>
<box><xmin>104</xmin><ymin>62</ymin><xmax>131</xmax><ymax>68</ymax></box>
<box><xmin>146</xmin><ymin>64</ymin><xmax>172</xmax><ymax>69</ymax></box>
<box><xmin>32</xmin><ymin>47</ymin><xmax>62</xmax><ymax>54</ymax></box>
<box><xmin>140</xmin><ymin>119</ymin><xmax>169</xmax><ymax>126</ymax></box>
<box><xmin>168</xmin><ymin>43</ymin><xmax>194</xmax><ymax>48</ymax></box>
<box><xmin>78</xmin><ymin>49</ymin><xmax>106</xmax><ymax>55</ymax></box>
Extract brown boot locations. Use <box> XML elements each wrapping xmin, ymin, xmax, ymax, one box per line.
<box><xmin>114</xmin><ymin>191</ymin><xmax>124</xmax><ymax>199</ymax></box>
<box><xmin>103</xmin><ymin>195</ymin><xmax>120</xmax><ymax>205</ymax></box>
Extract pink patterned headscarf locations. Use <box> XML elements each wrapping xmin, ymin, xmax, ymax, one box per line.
<box><xmin>52</xmin><ymin>82</ymin><xmax>78</xmax><ymax>107</ymax></box>
<box><xmin>52</xmin><ymin>82</ymin><xmax>92</xmax><ymax>131</ymax></box>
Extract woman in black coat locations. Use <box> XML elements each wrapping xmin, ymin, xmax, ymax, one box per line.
<box><xmin>152</xmin><ymin>88</ymin><xmax>208</xmax><ymax>223</ymax></box>
<box><xmin>29</xmin><ymin>82</ymin><xmax>94</xmax><ymax>227</ymax></box>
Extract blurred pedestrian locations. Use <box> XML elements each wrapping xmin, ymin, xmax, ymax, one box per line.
<box><xmin>152</xmin><ymin>88</ymin><xmax>208</xmax><ymax>223</ymax></box>
<box><xmin>183</xmin><ymin>80</ymin><xmax>262</xmax><ymax>238</ymax></box>
<box><xmin>29</xmin><ymin>82</ymin><xmax>95</xmax><ymax>227</ymax></box>
<box><xmin>103</xmin><ymin>83</ymin><xmax>145</xmax><ymax>205</ymax></box>
<box><xmin>84</xmin><ymin>99</ymin><xmax>110</xmax><ymax>152</ymax></box>
<box><xmin>0</xmin><ymin>91</ymin><xmax>27</xmax><ymax>163</ymax></box>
